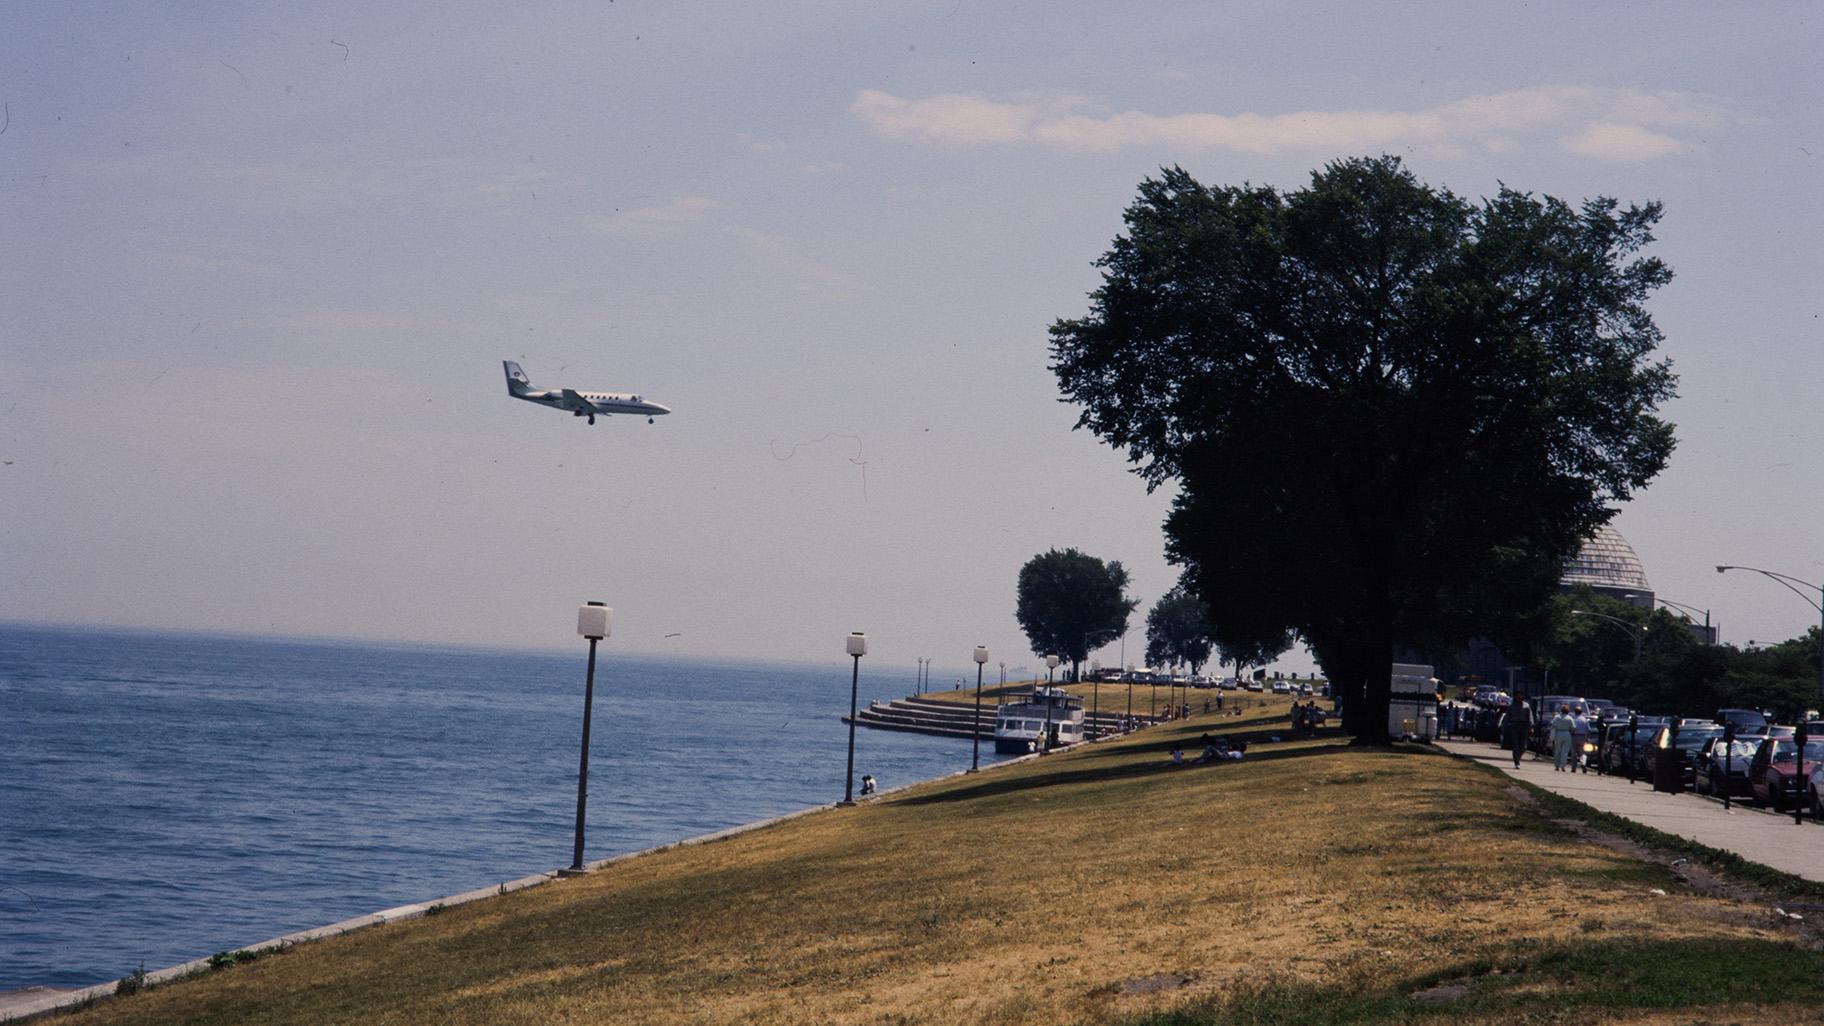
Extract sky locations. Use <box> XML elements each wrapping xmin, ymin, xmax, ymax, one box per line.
<box><xmin>2</xmin><ymin>2</ymin><xmax>1819</xmax><ymax>681</ymax></box>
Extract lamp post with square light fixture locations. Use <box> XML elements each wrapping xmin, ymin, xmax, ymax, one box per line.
<box><xmin>564</xmin><ymin>602</ymin><xmax>611</xmax><ymax>875</ymax></box>
<box><xmin>841</xmin><ymin>632</ymin><xmax>868</xmax><ymax>805</ymax></box>
<box><xmin>971</xmin><ymin>646</ymin><xmax>989</xmax><ymax>771</ymax></box>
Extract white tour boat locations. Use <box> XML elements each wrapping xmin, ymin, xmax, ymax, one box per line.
<box><xmin>993</xmin><ymin>686</ymin><xmax>1085</xmax><ymax>753</ymax></box>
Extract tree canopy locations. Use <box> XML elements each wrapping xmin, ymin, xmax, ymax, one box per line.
<box><xmin>1050</xmin><ymin>156</ymin><xmax>1677</xmax><ymax>741</ymax></box>
<box><xmin>1145</xmin><ymin>587</ymin><xmax>1214</xmax><ymax>673</ymax></box>
<box><xmin>1015</xmin><ymin>548</ymin><xmax>1138</xmax><ymax>681</ymax></box>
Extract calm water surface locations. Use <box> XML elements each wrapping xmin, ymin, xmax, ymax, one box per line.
<box><xmin>0</xmin><ymin>624</ymin><xmax>1003</xmax><ymax>989</ymax></box>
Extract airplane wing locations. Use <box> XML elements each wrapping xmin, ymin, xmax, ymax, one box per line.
<box><xmin>557</xmin><ymin>389</ymin><xmax>599</xmax><ymax>413</ymax></box>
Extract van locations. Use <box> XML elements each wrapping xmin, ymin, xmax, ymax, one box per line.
<box><xmin>1716</xmin><ymin>708</ymin><xmax>1770</xmax><ymax>735</ymax></box>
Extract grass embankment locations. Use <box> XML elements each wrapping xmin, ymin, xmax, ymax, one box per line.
<box><xmin>71</xmin><ymin>703</ymin><xmax>1824</xmax><ymax>1026</ymax></box>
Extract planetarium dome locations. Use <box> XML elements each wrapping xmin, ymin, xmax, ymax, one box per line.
<box><xmin>1559</xmin><ymin>524</ymin><xmax>1653</xmax><ymax>608</ymax></box>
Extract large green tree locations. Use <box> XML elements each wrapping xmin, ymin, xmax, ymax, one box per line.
<box><xmin>1015</xmin><ymin>548</ymin><xmax>1138</xmax><ymax>682</ymax></box>
<box><xmin>1145</xmin><ymin>587</ymin><xmax>1215</xmax><ymax>673</ymax></box>
<box><xmin>1050</xmin><ymin>157</ymin><xmax>1677</xmax><ymax>741</ymax></box>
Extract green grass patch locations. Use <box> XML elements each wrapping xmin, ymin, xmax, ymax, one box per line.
<box><xmin>1138</xmin><ymin>937</ymin><xmax>1824</xmax><ymax>1026</ymax></box>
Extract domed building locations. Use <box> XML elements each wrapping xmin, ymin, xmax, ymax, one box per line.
<box><xmin>1559</xmin><ymin>524</ymin><xmax>1654</xmax><ymax>609</ymax></box>
<box><xmin>1442</xmin><ymin>524</ymin><xmax>1660</xmax><ymax>687</ymax></box>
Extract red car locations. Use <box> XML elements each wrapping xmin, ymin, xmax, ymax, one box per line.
<box><xmin>1748</xmin><ymin>737</ymin><xmax>1824</xmax><ymax>812</ymax></box>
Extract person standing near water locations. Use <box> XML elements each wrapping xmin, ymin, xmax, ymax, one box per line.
<box><xmin>1550</xmin><ymin>704</ymin><xmax>1575</xmax><ymax>771</ymax></box>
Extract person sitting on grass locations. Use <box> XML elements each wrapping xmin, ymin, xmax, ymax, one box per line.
<box><xmin>859</xmin><ymin>774</ymin><xmax>876</xmax><ymax>796</ymax></box>
<box><xmin>1169</xmin><ymin>746</ymin><xmax>1183</xmax><ymax>766</ymax></box>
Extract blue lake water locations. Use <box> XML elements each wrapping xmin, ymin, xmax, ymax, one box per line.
<box><xmin>0</xmin><ymin>624</ymin><xmax>1005</xmax><ymax>989</ymax></box>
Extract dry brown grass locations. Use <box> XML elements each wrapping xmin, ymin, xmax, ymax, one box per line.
<box><xmin>65</xmin><ymin>704</ymin><xmax>1824</xmax><ymax>1026</ymax></box>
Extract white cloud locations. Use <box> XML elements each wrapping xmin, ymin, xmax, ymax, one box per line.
<box><xmin>849</xmin><ymin>90</ymin><xmax>1041</xmax><ymax>146</ymax></box>
<box><xmin>852</xmin><ymin>85</ymin><xmax>1729</xmax><ymax>162</ymax></box>
<box><xmin>1560</xmin><ymin>122</ymin><xmax>1688</xmax><ymax>161</ymax></box>
<box><xmin>585</xmin><ymin>196</ymin><xmax>725</xmax><ymax>236</ymax></box>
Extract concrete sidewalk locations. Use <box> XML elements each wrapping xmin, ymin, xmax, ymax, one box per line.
<box><xmin>1437</xmin><ymin>739</ymin><xmax>1824</xmax><ymax>883</ymax></box>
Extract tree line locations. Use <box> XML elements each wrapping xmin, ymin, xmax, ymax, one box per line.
<box><xmin>1013</xmin><ymin>548</ymin><xmax>1292</xmax><ymax>684</ymax></box>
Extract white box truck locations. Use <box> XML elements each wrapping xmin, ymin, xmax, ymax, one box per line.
<box><xmin>1389</xmin><ymin>663</ymin><xmax>1439</xmax><ymax>741</ymax></box>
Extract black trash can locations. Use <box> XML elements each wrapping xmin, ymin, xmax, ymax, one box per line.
<box><xmin>1653</xmin><ymin>745</ymin><xmax>1684</xmax><ymax>793</ymax></box>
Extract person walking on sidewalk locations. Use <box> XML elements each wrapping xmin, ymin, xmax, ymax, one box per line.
<box><xmin>1570</xmin><ymin>709</ymin><xmax>1591</xmax><ymax>773</ymax></box>
<box><xmin>1501</xmin><ymin>700</ymin><xmax>1532</xmax><ymax>769</ymax></box>
<box><xmin>1550</xmin><ymin>704</ymin><xmax>1576</xmax><ymax>771</ymax></box>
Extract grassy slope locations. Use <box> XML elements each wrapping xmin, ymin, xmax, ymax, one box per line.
<box><xmin>71</xmin><ymin>704</ymin><xmax>1824</xmax><ymax>1026</ymax></box>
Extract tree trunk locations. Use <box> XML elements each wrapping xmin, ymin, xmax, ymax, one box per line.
<box><xmin>1350</xmin><ymin>625</ymin><xmax>1394</xmax><ymax>745</ymax></box>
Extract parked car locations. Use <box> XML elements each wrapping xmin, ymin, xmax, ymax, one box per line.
<box><xmin>1650</xmin><ymin>723</ymin><xmax>1723</xmax><ymax>789</ymax></box>
<box><xmin>1716</xmin><ymin>708</ymin><xmax>1771</xmax><ymax>735</ymax></box>
<box><xmin>1694</xmin><ymin>734</ymin><xmax>1764</xmax><ymax>797</ymax></box>
<box><xmin>1473</xmin><ymin>686</ymin><xmax>1509</xmax><ymax>708</ymax></box>
<box><xmin>1747</xmin><ymin>737</ymin><xmax>1824</xmax><ymax>812</ymax></box>
<box><xmin>1599</xmin><ymin>721</ymin><xmax>1651</xmax><ymax>776</ymax></box>
<box><xmin>1805</xmin><ymin>757</ymin><xmax>1824</xmax><ymax>817</ymax></box>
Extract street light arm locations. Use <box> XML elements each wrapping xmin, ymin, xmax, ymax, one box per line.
<box><xmin>1654</xmin><ymin>597</ymin><xmax>1710</xmax><ymax>623</ymax></box>
<box><xmin>1570</xmin><ymin>609</ymin><xmax>1648</xmax><ymax>659</ymax></box>
<box><xmin>1570</xmin><ymin>609</ymin><xmax>1648</xmax><ymax>634</ymax></box>
<box><xmin>1717</xmin><ymin>565</ymin><xmax>1824</xmax><ymax>615</ymax></box>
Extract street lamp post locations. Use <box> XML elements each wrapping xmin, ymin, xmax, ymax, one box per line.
<box><xmin>1090</xmin><ymin>660</ymin><xmax>1101</xmax><ymax>739</ymax></box>
<box><xmin>1716</xmin><ymin>565</ymin><xmax>1824</xmax><ymax>710</ymax></box>
<box><xmin>1570</xmin><ymin>609</ymin><xmax>1647</xmax><ymax>659</ymax></box>
<box><xmin>1627</xmin><ymin>593</ymin><xmax>1716</xmax><ymax>646</ymax></box>
<box><xmin>841</xmin><ymin>632</ymin><xmax>868</xmax><ymax>805</ymax></box>
<box><xmin>565</xmin><ymin>602</ymin><xmax>612</xmax><ymax>875</ymax></box>
<box><xmin>970</xmin><ymin>646</ymin><xmax>989</xmax><ymax>772</ymax></box>
<box><xmin>1042</xmin><ymin>654</ymin><xmax>1060</xmax><ymax>752</ymax></box>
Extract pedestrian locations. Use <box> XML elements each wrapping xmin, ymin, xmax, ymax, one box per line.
<box><xmin>1550</xmin><ymin>704</ymin><xmax>1575</xmax><ymax>771</ymax></box>
<box><xmin>1501</xmin><ymin>700</ymin><xmax>1531</xmax><ymax>769</ymax></box>
<box><xmin>1570</xmin><ymin>708</ymin><xmax>1591</xmax><ymax>773</ymax></box>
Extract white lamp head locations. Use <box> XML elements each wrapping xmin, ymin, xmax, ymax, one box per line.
<box><xmin>974</xmin><ymin>646</ymin><xmax>989</xmax><ymax>665</ymax></box>
<box><xmin>1046</xmin><ymin>654</ymin><xmax>1060</xmax><ymax>669</ymax></box>
<box><xmin>846</xmin><ymin>632</ymin><xmax>869</xmax><ymax>657</ymax></box>
<box><xmin>577</xmin><ymin>602</ymin><xmax>612</xmax><ymax>640</ymax></box>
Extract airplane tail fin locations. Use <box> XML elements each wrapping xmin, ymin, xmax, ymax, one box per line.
<box><xmin>503</xmin><ymin>360</ymin><xmax>531</xmax><ymax>395</ymax></box>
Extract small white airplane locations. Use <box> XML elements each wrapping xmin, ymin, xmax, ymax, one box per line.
<box><xmin>502</xmin><ymin>360</ymin><xmax>671</xmax><ymax>425</ymax></box>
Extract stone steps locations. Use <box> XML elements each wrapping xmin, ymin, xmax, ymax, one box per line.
<box><xmin>844</xmin><ymin>694</ymin><xmax>1160</xmax><ymax>740</ymax></box>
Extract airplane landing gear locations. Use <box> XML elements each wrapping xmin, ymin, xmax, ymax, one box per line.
<box><xmin>648</xmin><ymin>417</ymin><xmax>655</xmax><ymax>424</ymax></box>
<box><xmin>587</xmin><ymin>414</ymin><xmax>596</xmax><ymax>425</ymax></box>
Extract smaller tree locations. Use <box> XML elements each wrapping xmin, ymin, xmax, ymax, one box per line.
<box><xmin>1016</xmin><ymin>548</ymin><xmax>1138</xmax><ymax>682</ymax></box>
<box><xmin>1145</xmin><ymin>587</ymin><xmax>1214</xmax><ymax>674</ymax></box>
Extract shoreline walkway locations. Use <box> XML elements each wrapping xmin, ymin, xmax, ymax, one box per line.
<box><xmin>1437</xmin><ymin>738</ymin><xmax>1824</xmax><ymax>883</ymax></box>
